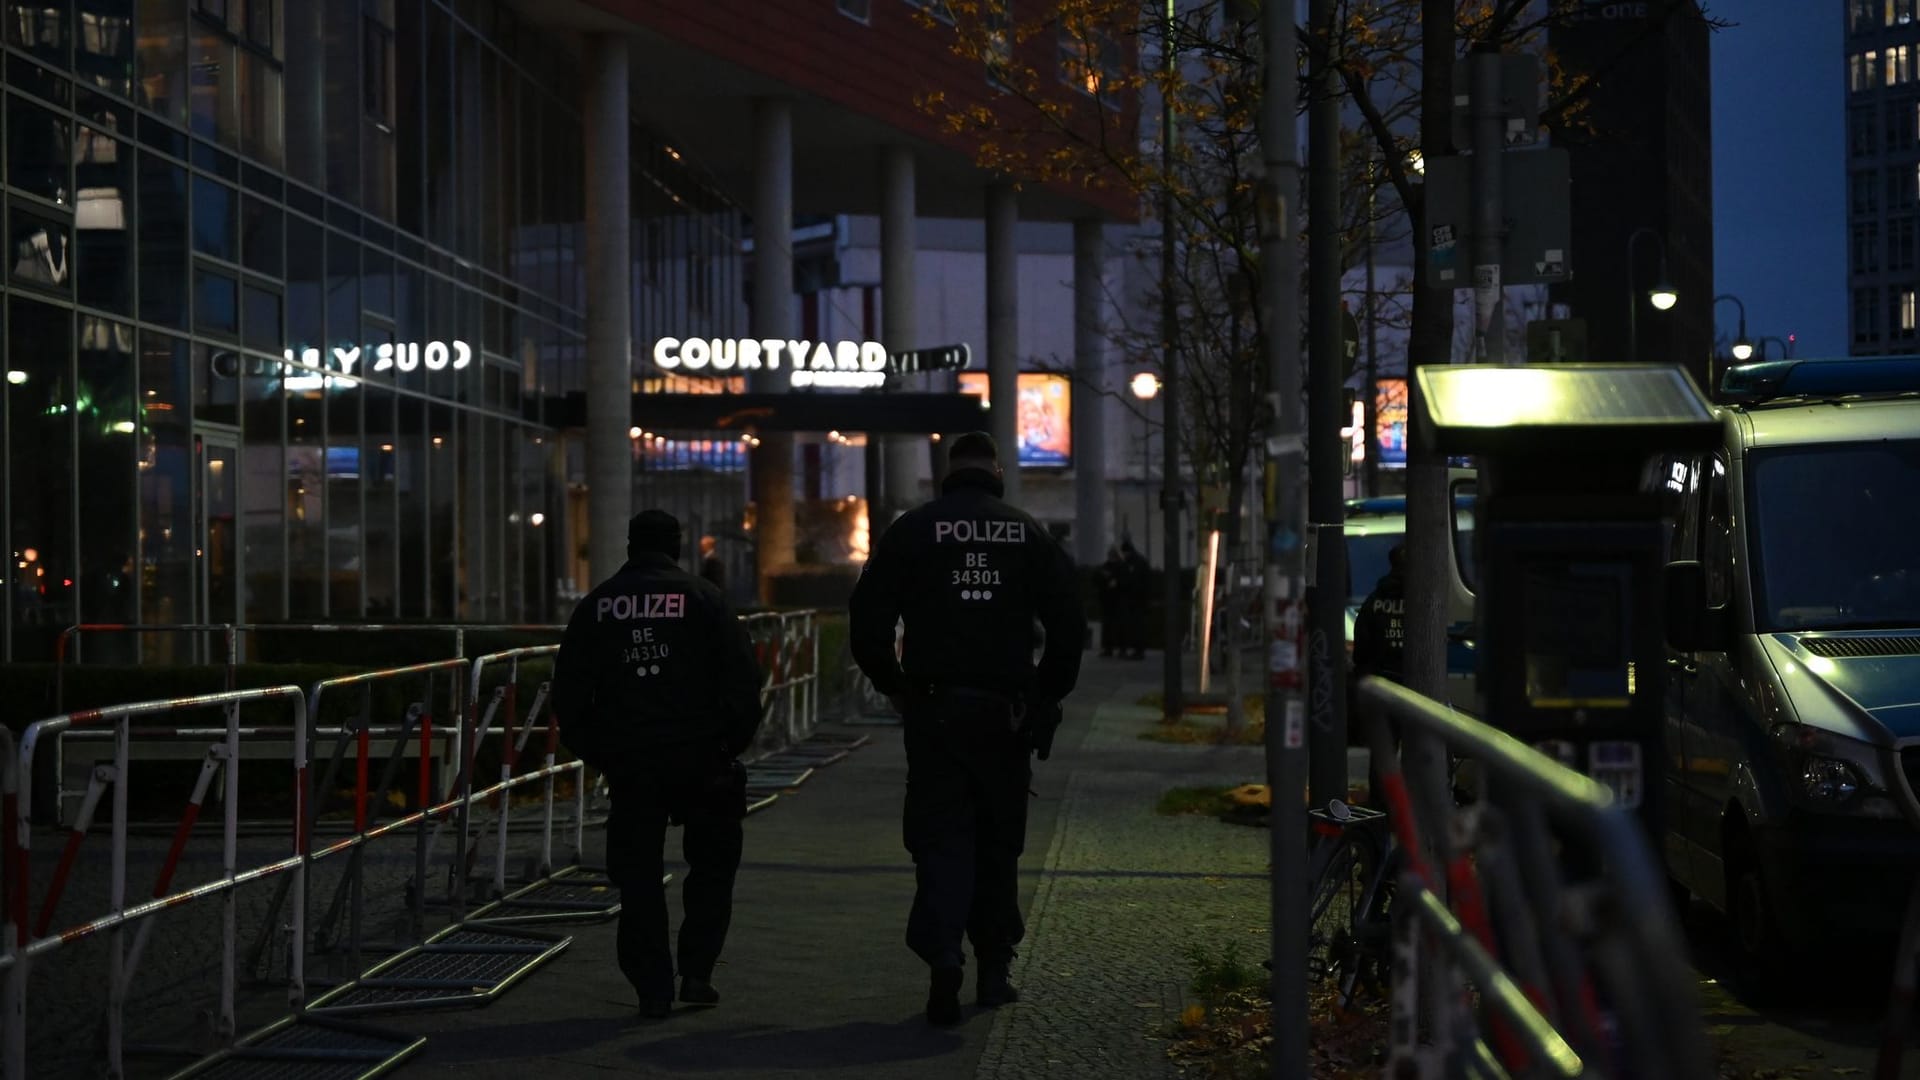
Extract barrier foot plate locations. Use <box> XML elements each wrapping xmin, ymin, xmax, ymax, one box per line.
<box><xmin>463</xmin><ymin>865</ymin><xmax>634</xmax><ymax>926</ymax></box>
<box><xmin>303</xmin><ymin>922</ymin><xmax>570</xmax><ymax>1018</ymax></box>
<box><xmin>165</xmin><ymin>1013</ymin><xmax>424</xmax><ymax>1080</ymax></box>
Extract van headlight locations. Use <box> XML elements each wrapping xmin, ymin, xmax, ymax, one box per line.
<box><xmin>1770</xmin><ymin>725</ymin><xmax>1903</xmax><ymax>818</ymax></box>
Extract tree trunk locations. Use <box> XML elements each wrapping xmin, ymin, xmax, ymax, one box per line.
<box><xmin>1401</xmin><ymin>0</ymin><xmax>1457</xmax><ymax>704</ymax></box>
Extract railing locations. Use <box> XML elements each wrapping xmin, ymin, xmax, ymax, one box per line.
<box><xmin>1356</xmin><ymin>675</ymin><xmax>1712</xmax><ymax>1078</ymax></box>
<box><xmin>460</xmin><ymin>647</ymin><xmax>563</xmax><ymax>916</ymax></box>
<box><xmin>742</xmin><ymin>611</ymin><xmax>822</xmax><ymax>756</ymax></box>
<box><xmin>52</xmin><ymin>622</ymin><xmax>567</xmax><ymax>713</ymax></box>
<box><xmin>8</xmin><ymin>687</ymin><xmax>311</xmax><ymax>1080</ymax></box>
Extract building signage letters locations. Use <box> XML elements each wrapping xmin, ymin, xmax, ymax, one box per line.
<box><xmin>281</xmin><ymin>340</ymin><xmax>473</xmax><ymax>390</ymax></box>
<box><xmin>653</xmin><ymin>337</ymin><xmax>891</xmax><ymax>389</ymax></box>
<box><xmin>652</xmin><ymin>337</ymin><xmax>974</xmax><ymax>390</ymax></box>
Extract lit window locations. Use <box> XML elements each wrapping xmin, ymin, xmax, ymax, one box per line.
<box><xmin>1901</xmin><ymin>290</ymin><xmax>1915</xmax><ymax>331</ymax></box>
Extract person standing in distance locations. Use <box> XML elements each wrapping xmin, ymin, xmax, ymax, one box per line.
<box><xmin>553</xmin><ymin>509</ymin><xmax>763</xmax><ymax>1019</ymax></box>
<box><xmin>849</xmin><ymin>431</ymin><xmax>1086</xmax><ymax>1026</ymax></box>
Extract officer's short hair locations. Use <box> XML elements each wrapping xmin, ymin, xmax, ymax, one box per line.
<box><xmin>948</xmin><ymin>431</ymin><xmax>999</xmax><ymax>469</ymax></box>
<box><xmin>628</xmin><ymin>509</ymin><xmax>682</xmax><ymax>559</ymax></box>
<box><xmin>1388</xmin><ymin>543</ymin><xmax>1405</xmax><ymax>571</ymax></box>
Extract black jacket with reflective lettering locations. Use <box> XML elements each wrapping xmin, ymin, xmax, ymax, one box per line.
<box><xmin>553</xmin><ymin>551</ymin><xmax>763</xmax><ymax>778</ymax></box>
<box><xmin>849</xmin><ymin>467</ymin><xmax>1086</xmax><ymax>704</ymax></box>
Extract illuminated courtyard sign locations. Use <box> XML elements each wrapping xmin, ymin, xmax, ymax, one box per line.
<box><xmin>653</xmin><ymin>337</ymin><xmax>891</xmax><ymax>389</ymax></box>
<box><xmin>650</xmin><ymin>338</ymin><xmax>974</xmax><ymax>390</ymax></box>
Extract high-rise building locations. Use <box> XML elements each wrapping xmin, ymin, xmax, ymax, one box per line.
<box><xmin>1549</xmin><ymin>2</ymin><xmax>1715</xmax><ymax>384</ymax></box>
<box><xmin>1844</xmin><ymin>0</ymin><xmax>1920</xmax><ymax>354</ymax></box>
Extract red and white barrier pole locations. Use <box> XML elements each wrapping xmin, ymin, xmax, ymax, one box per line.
<box><xmin>123</xmin><ymin>746</ymin><xmax>224</xmax><ymax>990</ymax></box>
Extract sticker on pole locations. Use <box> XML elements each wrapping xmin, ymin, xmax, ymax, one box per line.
<box><xmin>1284</xmin><ymin>701</ymin><xmax>1306</xmax><ymax>749</ymax></box>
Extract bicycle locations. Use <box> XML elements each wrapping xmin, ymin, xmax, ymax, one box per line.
<box><xmin>1303</xmin><ymin>798</ymin><xmax>1398</xmax><ymax>1011</ymax></box>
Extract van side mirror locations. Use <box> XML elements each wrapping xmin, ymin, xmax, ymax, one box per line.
<box><xmin>1664</xmin><ymin>560</ymin><xmax>1728</xmax><ymax>652</ymax></box>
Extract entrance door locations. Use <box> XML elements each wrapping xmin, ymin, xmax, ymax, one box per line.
<box><xmin>195</xmin><ymin>431</ymin><xmax>240</xmax><ymax>632</ymax></box>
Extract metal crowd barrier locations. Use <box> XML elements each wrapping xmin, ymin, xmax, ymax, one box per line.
<box><xmin>6</xmin><ymin>687</ymin><xmax>313</xmax><ymax>1080</ymax></box>
<box><xmin>1356</xmin><ymin>676</ymin><xmax>1712</xmax><ymax>1079</ymax></box>
<box><xmin>52</xmin><ymin>621</ymin><xmax>567</xmax><ymax>713</ymax></box>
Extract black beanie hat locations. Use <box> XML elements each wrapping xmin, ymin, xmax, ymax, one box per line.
<box><xmin>628</xmin><ymin>509</ymin><xmax>682</xmax><ymax>560</ymax></box>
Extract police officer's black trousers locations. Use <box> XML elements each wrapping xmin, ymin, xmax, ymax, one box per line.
<box><xmin>902</xmin><ymin>693</ymin><xmax>1031</xmax><ymax>971</ymax></box>
<box><xmin>605</xmin><ymin>757</ymin><xmax>746</xmax><ymax>1003</ymax></box>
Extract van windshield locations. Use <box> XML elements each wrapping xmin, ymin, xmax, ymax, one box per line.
<box><xmin>1347</xmin><ymin>530</ymin><xmax>1399</xmax><ymax>605</ymax></box>
<box><xmin>1750</xmin><ymin>440</ymin><xmax>1920</xmax><ymax>631</ymax></box>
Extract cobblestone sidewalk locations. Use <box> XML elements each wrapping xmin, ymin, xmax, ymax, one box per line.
<box><xmin>977</xmin><ymin>691</ymin><xmax>1270</xmax><ymax>1080</ymax></box>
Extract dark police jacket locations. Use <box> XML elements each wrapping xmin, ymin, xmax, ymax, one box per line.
<box><xmin>848</xmin><ymin>467</ymin><xmax>1086</xmax><ymax>707</ymax></box>
<box><xmin>552</xmin><ymin>551</ymin><xmax>763</xmax><ymax>779</ymax></box>
<box><xmin>1352</xmin><ymin>569</ymin><xmax>1407</xmax><ymax>683</ymax></box>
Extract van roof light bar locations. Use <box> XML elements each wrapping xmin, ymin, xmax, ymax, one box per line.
<box><xmin>1719</xmin><ymin>356</ymin><xmax>1920</xmax><ymax>405</ymax></box>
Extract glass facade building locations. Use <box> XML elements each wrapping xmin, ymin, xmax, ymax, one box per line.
<box><xmin>0</xmin><ymin>0</ymin><xmax>748</xmax><ymax>659</ymax></box>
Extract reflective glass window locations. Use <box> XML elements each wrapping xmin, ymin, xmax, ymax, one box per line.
<box><xmin>396</xmin><ymin>391</ymin><xmax>425</xmax><ymax>616</ymax></box>
<box><xmin>363</xmin><ymin>381</ymin><xmax>397</xmax><ymax>616</ymax></box>
<box><xmin>327</xmin><ymin>373</ymin><xmax>363</xmax><ymax>616</ymax></box>
<box><xmin>137</xmin><ymin>150</ymin><xmax>187</xmax><ymax>325</ymax></box>
<box><xmin>427</xmin><ymin>401</ymin><xmax>455</xmax><ymax>616</ymax></box>
<box><xmin>137</xmin><ymin>331</ymin><xmax>191</xmax><ymax>645</ymax></box>
<box><xmin>188</xmin><ymin>25</ymin><xmax>236</xmax><ymax>146</ymax></box>
<box><xmin>191</xmin><ymin>173</ymin><xmax>235</xmax><ymax>257</ymax></box>
<box><xmin>76</xmin><ymin>0</ymin><xmax>133</xmax><ymax>98</ymax></box>
<box><xmin>9</xmin><ymin>95</ymin><xmax>74</xmax><ymax>203</ymax></box>
<box><xmin>325</xmin><ymin>231</ymin><xmax>357</xmax><ymax>353</ymax></box>
<box><xmin>194</xmin><ymin>264</ymin><xmax>237</xmax><ymax>336</ymax></box>
<box><xmin>75</xmin><ymin>125</ymin><xmax>134</xmax><ymax>312</ymax></box>
<box><xmin>135</xmin><ymin>0</ymin><xmax>187</xmax><ymax>123</ymax></box>
<box><xmin>241</xmin><ymin>345</ymin><xmax>282</xmax><ymax>620</ymax></box>
<box><xmin>322</xmin><ymin>0</ymin><xmax>360</xmax><ymax>200</ymax></box>
<box><xmin>285</xmin><ymin>212</ymin><xmax>321</xmax><ymax>346</ymax></box>
<box><xmin>285</xmin><ymin>373</ymin><xmax>323</xmax><ymax>616</ymax></box>
<box><xmin>242</xmin><ymin>282</ymin><xmax>280</xmax><ymax>350</ymax></box>
<box><xmin>7</xmin><ymin>296</ymin><xmax>72</xmax><ymax>658</ymax></box>
<box><xmin>76</xmin><ymin>315</ymin><xmax>137</xmax><ymax>639</ymax></box>
<box><xmin>237</xmin><ymin>48</ymin><xmax>282</xmax><ymax>168</ymax></box>
<box><xmin>10</xmin><ymin>208</ymin><xmax>72</xmax><ymax>291</ymax></box>
<box><xmin>240</xmin><ymin>193</ymin><xmax>280</xmax><ymax>275</ymax></box>
<box><xmin>8</xmin><ymin>0</ymin><xmax>71</xmax><ymax>73</ymax></box>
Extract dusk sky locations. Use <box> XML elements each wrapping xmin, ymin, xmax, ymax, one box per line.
<box><xmin>1711</xmin><ymin>2</ymin><xmax>1844</xmax><ymax>357</ymax></box>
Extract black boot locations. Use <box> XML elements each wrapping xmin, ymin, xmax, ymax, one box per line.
<box><xmin>926</xmin><ymin>966</ymin><xmax>964</xmax><ymax>1026</ymax></box>
<box><xmin>976</xmin><ymin>960</ymin><xmax>1020</xmax><ymax>1007</ymax></box>
<box><xmin>680</xmin><ymin>977</ymin><xmax>720</xmax><ymax>1006</ymax></box>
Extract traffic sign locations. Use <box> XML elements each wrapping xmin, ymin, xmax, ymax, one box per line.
<box><xmin>1422</xmin><ymin>147</ymin><xmax>1572</xmax><ymax>290</ymax></box>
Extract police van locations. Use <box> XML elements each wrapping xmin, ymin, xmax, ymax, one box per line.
<box><xmin>1659</xmin><ymin>357</ymin><xmax>1920</xmax><ymax>987</ymax></box>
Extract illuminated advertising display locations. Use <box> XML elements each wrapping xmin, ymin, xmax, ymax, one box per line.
<box><xmin>1376</xmin><ymin>377</ymin><xmax>1408</xmax><ymax>468</ymax></box>
<box><xmin>958</xmin><ymin>372</ymin><xmax>1072</xmax><ymax>468</ymax></box>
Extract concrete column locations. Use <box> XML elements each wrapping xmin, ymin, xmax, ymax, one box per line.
<box><xmin>751</xmin><ymin>99</ymin><xmax>796</xmax><ymax>601</ymax></box>
<box><xmin>881</xmin><ymin>147</ymin><xmax>920</xmax><ymax>519</ymax></box>
<box><xmin>985</xmin><ymin>183</ymin><xmax>1020</xmax><ymax>505</ymax></box>
<box><xmin>583</xmin><ymin>37</ymin><xmax>632</xmax><ymax>585</ymax></box>
<box><xmin>1071</xmin><ymin>218</ymin><xmax>1107</xmax><ymax>566</ymax></box>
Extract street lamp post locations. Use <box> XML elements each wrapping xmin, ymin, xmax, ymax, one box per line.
<box><xmin>1757</xmin><ymin>335</ymin><xmax>1793</xmax><ymax>360</ymax></box>
<box><xmin>1132</xmin><ymin>372</ymin><xmax>1160</xmax><ymax>563</ymax></box>
<box><xmin>1710</xmin><ymin>293</ymin><xmax>1753</xmax><ymax>394</ymax></box>
<box><xmin>1626</xmin><ymin>226</ymin><xmax>1677</xmax><ymax>364</ymax></box>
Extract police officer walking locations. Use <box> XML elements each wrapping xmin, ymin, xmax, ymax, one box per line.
<box><xmin>554</xmin><ymin>509</ymin><xmax>763</xmax><ymax>1018</ymax></box>
<box><xmin>849</xmin><ymin>432</ymin><xmax>1086</xmax><ymax>1026</ymax></box>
